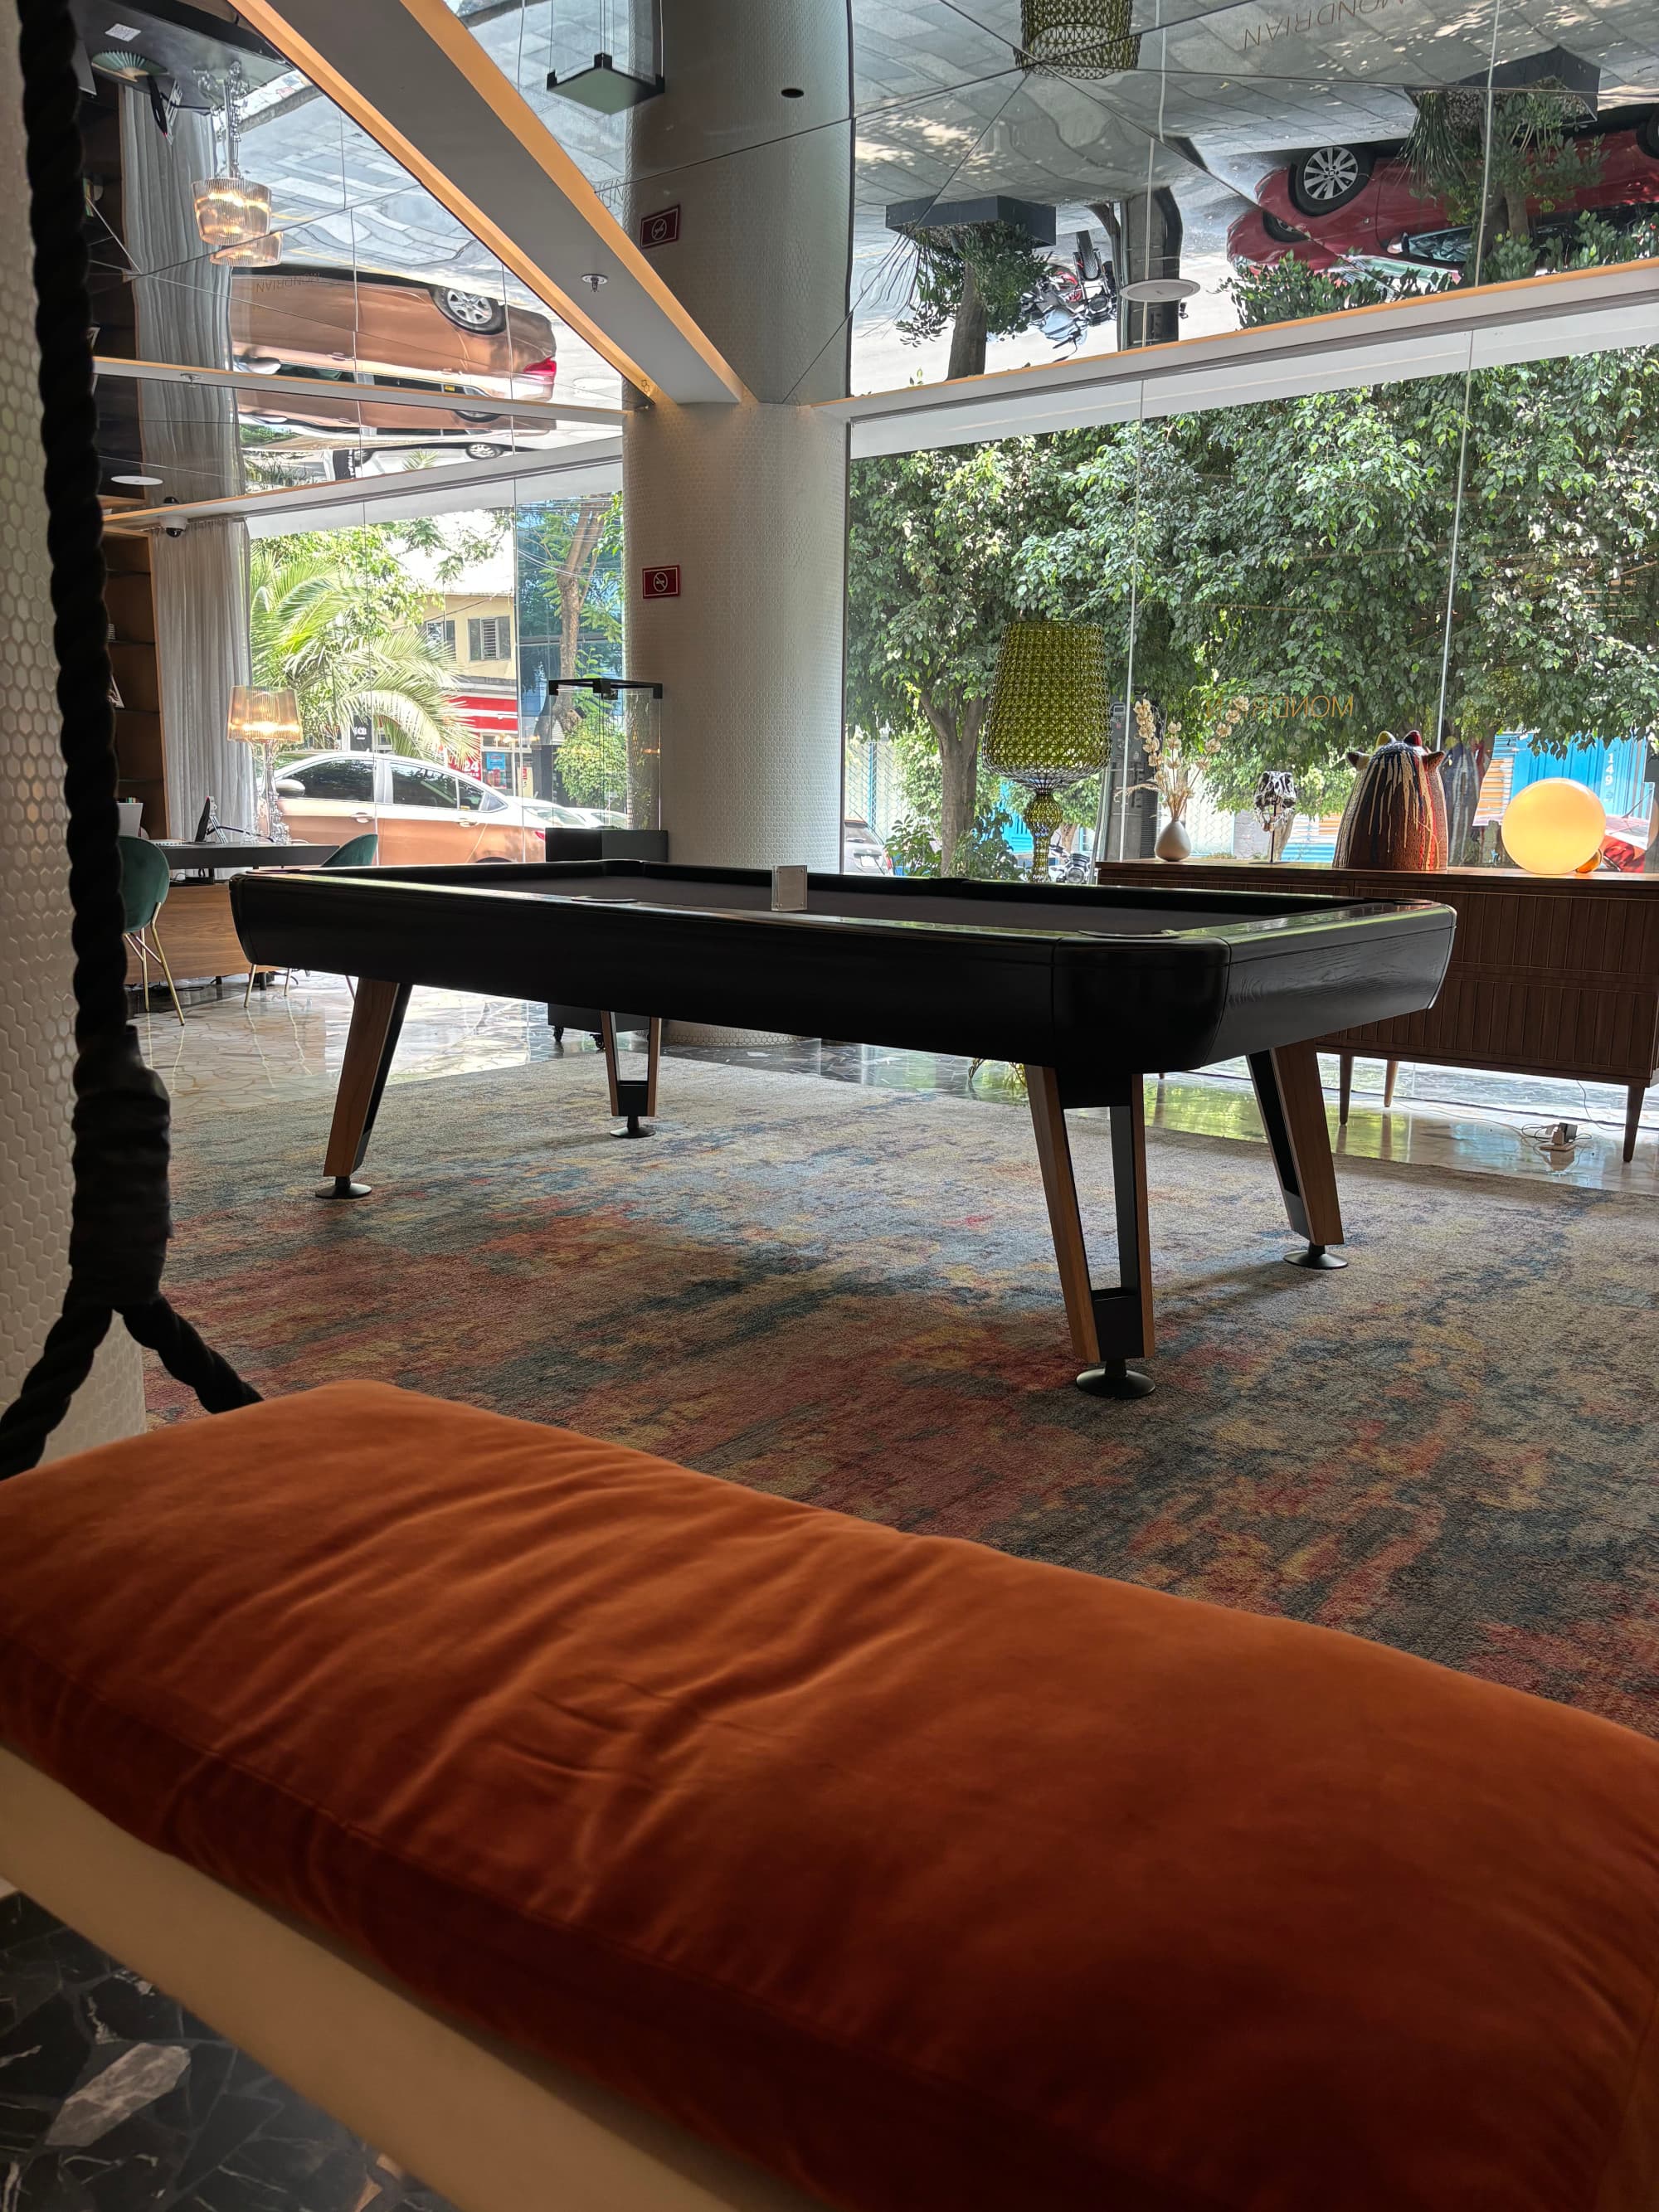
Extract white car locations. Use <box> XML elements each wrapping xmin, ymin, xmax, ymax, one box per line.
<box><xmin>272</xmin><ymin>751</ymin><xmax>594</xmax><ymax>863</ymax></box>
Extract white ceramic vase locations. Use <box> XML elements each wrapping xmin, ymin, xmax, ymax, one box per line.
<box><xmin>1155</xmin><ymin>814</ymin><xmax>1192</xmax><ymax>863</ymax></box>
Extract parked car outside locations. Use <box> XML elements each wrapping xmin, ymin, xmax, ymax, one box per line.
<box><xmin>271</xmin><ymin>751</ymin><xmax>581</xmax><ymax>863</ymax></box>
<box><xmin>843</xmin><ymin>816</ymin><xmax>893</xmax><ymax>873</ymax></box>
<box><xmin>1227</xmin><ymin>106</ymin><xmax>1659</xmax><ymax>272</ymax></box>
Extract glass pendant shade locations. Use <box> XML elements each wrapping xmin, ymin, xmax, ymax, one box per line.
<box><xmin>227</xmin><ymin>687</ymin><xmax>303</xmax><ymax>750</ymax></box>
<box><xmin>193</xmin><ymin>176</ymin><xmax>271</xmax><ymax>250</ymax></box>
<box><xmin>985</xmin><ymin>621</ymin><xmax>1110</xmax><ymax>849</ymax></box>
<box><xmin>212</xmin><ymin>231</ymin><xmax>282</xmax><ymax>268</ymax></box>
<box><xmin>1020</xmin><ymin>0</ymin><xmax>1141</xmax><ymax>77</ymax></box>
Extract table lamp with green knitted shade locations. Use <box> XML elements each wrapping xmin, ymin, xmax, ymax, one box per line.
<box><xmin>984</xmin><ymin>620</ymin><xmax>1110</xmax><ymax>867</ymax></box>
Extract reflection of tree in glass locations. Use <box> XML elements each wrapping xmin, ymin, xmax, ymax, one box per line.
<box><xmin>1405</xmin><ymin>82</ymin><xmax>1602</xmax><ymax>279</ymax></box>
<box><xmin>898</xmin><ymin>221</ymin><xmax>1055</xmax><ymax>380</ymax></box>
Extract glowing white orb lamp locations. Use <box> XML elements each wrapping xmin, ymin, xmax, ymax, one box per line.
<box><xmin>1501</xmin><ymin>777</ymin><xmax>1607</xmax><ymax>876</ymax></box>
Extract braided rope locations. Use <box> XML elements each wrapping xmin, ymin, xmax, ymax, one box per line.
<box><xmin>0</xmin><ymin>0</ymin><xmax>260</xmax><ymax>1480</ymax></box>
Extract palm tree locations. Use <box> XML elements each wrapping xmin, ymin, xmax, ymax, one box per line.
<box><xmin>250</xmin><ymin>538</ymin><xmax>465</xmax><ymax>761</ymax></box>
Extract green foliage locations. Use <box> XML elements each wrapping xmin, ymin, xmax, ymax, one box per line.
<box><xmin>898</xmin><ymin>221</ymin><xmax>1051</xmax><ymax>348</ymax></box>
<box><xmin>884</xmin><ymin>805</ymin><xmax>1024</xmax><ymax>879</ymax></box>
<box><xmin>552</xmin><ymin>695</ymin><xmax>627</xmax><ymax>809</ymax></box>
<box><xmin>846</xmin><ymin>441</ymin><xmax>1072</xmax><ymax>871</ymax></box>
<box><xmin>249</xmin><ymin>528</ymin><xmax>467</xmax><ymax>760</ymax></box>
<box><xmin>1228</xmin><ymin>258</ymin><xmax>1454</xmax><ymax>328</ymax></box>
<box><xmin>1404</xmin><ymin>83</ymin><xmax>1602</xmax><ymax>246</ymax></box>
<box><xmin>850</xmin><ymin>223</ymin><xmax>1659</xmax><ymax>839</ymax></box>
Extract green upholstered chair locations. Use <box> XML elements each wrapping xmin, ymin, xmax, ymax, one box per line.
<box><xmin>246</xmin><ymin>832</ymin><xmax>379</xmax><ymax>1004</ymax></box>
<box><xmin>324</xmin><ymin>833</ymin><xmax>379</xmax><ymax>870</ymax></box>
<box><xmin>119</xmin><ymin>836</ymin><xmax>183</xmax><ymax>1026</ymax></box>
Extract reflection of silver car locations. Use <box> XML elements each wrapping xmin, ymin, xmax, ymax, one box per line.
<box><xmin>843</xmin><ymin>817</ymin><xmax>892</xmax><ymax>873</ymax></box>
<box><xmin>232</xmin><ymin>265</ymin><xmax>559</xmax><ymax>394</ymax></box>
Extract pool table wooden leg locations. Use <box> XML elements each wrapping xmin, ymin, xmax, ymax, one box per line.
<box><xmin>1248</xmin><ymin>1044</ymin><xmax>1347</xmax><ymax>1270</ymax></box>
<box><xmin>319</xmin><ymin>979</ymin><xmax>411</xmax><ymax>1201</ymax></box>
<box><xmin>1026</xmin><ymin>1067</ymin><xmax>1155</xmax><ymax>1398</ymax></box>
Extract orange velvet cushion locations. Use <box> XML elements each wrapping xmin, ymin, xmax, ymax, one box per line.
<box><xmin>1</xmin><ymin>1382</ymin><xmax>1657</xmax><ymax>2211</ymax></box>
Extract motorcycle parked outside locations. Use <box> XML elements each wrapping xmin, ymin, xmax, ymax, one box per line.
<box><xmin>1021</xmin><ymin>231</ymin><xmax>1117</xmax><ymax>352</ymax></box>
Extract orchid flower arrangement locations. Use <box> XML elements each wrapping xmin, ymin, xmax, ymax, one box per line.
<box><xmin>1123</xmin><ymin>693</ymin><xmax>1248</xmax><ymax>822</ymax></box>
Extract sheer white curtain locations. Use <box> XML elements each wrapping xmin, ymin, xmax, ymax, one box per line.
<box><xmin>119</xmin><ymin>93</ymin><xmax>256</xmax><ymax>835</ymax></box>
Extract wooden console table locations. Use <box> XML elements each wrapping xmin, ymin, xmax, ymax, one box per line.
<box><xmin>1092</xmin><ymin>859</ymin><xmax>1659</xmax><ymax>1159</ymax></box>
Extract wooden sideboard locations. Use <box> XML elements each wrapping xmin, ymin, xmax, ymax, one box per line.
<box><xmin>1092</xmin><ymin>859</ymin><xmax>1659</xmax><ymax>1159</ymax></box>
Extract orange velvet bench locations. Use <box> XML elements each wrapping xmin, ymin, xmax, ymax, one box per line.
<box><xmin>1</xmin><ymin>1382</ymin><xmax>1657</xmax><ymax>2212</ymax></box>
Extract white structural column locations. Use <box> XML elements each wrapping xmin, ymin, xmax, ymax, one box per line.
<box><xmin>624</xmin><ymin>0</ymin><xmax>852</xmax><ymax>873</ymax></box>
<box><xmin>0</xmin><ymin>34</ymin><xmax>144</xmax><ymax>1455</ymax></box>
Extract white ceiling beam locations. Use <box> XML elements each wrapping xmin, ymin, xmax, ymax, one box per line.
<box><xmin>103</xmin><ymin>435</ymin><xmax>624</xmax><ymax>533</ymax></box>
<box><xmin>233</xmin><ymin>0</ymin><xmax>747</xmax><ymax>407</ymax></box>
<box><xmin>823</xmin><ymin>259</ymin><xmax>1659</xmax><ymax>457</ymax></box>
<box><xmin>95</xmin><ymin>357</ymin><xmax>627</xmax><ymax>426</ymax></box>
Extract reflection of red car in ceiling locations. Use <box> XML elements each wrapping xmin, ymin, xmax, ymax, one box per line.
<box><xmin>1228</xmin><ymin>109</ymin><xmax>1659</xmax><ymax>272</ymax></box>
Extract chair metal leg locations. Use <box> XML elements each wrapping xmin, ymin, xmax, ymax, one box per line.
<box><xmin>147</xmin><ymin>923</ymin><xmax>185</xmax><ymax>1026</ymax></box>
<box><xmin>125</xmin><ymin>932</ymin><xmax>148</xmax><ymax>1012</ymax></box>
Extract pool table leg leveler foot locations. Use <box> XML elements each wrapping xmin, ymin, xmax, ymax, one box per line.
<box><xmin>318</xmin><ymin>978</ymin><xmax>411</xmax><ymax>1200</ymax></box>
<box><xmin>1248</xmin><ymin>1044</ymin><xmax>1348</xmax><ymax>1270</ymax></box>
<box><xmin>1026</xmin><ymin>1067</ymin><xmax>1157</xmax><ymax>1399</ymax></box>
<box><xmin>601</xmin><ymin>1014</ymin><xmax>663</xmax><ymax>1138</ymax></box>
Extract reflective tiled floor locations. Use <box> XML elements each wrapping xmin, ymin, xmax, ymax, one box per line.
<box><xmin>136</xmin><ymin>973</ymin><xmax>1659</xmax><ymax>1194</ymax></box>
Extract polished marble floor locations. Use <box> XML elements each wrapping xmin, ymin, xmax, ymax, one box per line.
<box><xmin>0</xmin><ymin>1891</ymin><xmax>452</xmax><ymax>2212</ymax></box>
<box><xmin>139</xmin><ymin>973</ymin><xmax>1659</xmax><ymax>1196</ymax></box>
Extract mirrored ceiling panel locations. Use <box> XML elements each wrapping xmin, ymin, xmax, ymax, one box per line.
<box><xmin>73</xmin><ymin>0</ymin><xmax>624</xmax><ymax>512</ymax></box>
<box><xmin>72</xmin><ymin>0</ymin><xmax>1659</xmax><ymax>431</ymax></box>
<box><xmin>454</xmin><ymin>0</ymin><xmax>1659</xmax><ymax>394</ymax></box>
<box><xmin>95</xmin><ymin>371</ymin><xmax>599</xmax><ymax>509</ymax></box>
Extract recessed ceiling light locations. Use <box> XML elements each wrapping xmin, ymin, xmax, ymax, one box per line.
<box><xmin>1118</xmin><ymin>276</ymin><xmax>1200</xmax><ymax>304</ymax></box>
<box><xmin>109</xmin><ymin>472</ymin><xmax>162</xmax><ymax>486</ymax></box>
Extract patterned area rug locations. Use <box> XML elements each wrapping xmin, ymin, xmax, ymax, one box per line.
<box><xmin>154</xmin><ymin>1054</ymin><xmax>1659</xmax><ymax>1732</ymax></box>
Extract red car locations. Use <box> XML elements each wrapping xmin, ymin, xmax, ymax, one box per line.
<box><xmin>1228</xmin><ymin>108</ymin><xmax>1659</xmax><ymax>273</ymax></box>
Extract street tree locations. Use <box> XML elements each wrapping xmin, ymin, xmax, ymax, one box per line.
<box><xmin>846</xmin><ymin>440</ymin><xmax>1068</xmax><ymax>873</ymax></box>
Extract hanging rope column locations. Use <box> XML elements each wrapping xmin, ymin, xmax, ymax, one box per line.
<box><xmin>0</xmin><ymin>0</ymin><xmax>260</xmax><ymax>1480</ymax></box>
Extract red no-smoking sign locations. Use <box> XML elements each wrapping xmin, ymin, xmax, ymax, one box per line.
<box><xmin>641</xmin><ymin>565</ymin><xmax>680</xmax><ymax>600</ymax></box>
<box><xmin>639</xmin><ymin>206</ymin><xmax>681</xmax><ymax>250</ymax></box>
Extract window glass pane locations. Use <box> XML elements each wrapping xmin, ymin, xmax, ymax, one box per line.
<box><xmin>392</xmin><ymin>765</ymin><xmax>458</xmax><ymax>809</ymax></box>
<box><xmin>289</xmin><ymin>757</ymin><xmax>373</xmax><ymax>800</ymax></box>
<box><xmin>456</xmin><ymin>775</ymin><xmax>488</xmax><ymax>813</ymax></box>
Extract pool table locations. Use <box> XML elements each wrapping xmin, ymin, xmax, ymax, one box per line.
<box><xmin>231</xmin><ymin>863</ymin><xmax>1456</xmax><ymax>1397</ymax></box>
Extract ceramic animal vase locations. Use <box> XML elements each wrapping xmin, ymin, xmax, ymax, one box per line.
<box><xmin>1333</xmin><ymin>730</ymin><xmax>1448</xmax><ymax>871</ymax></box>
